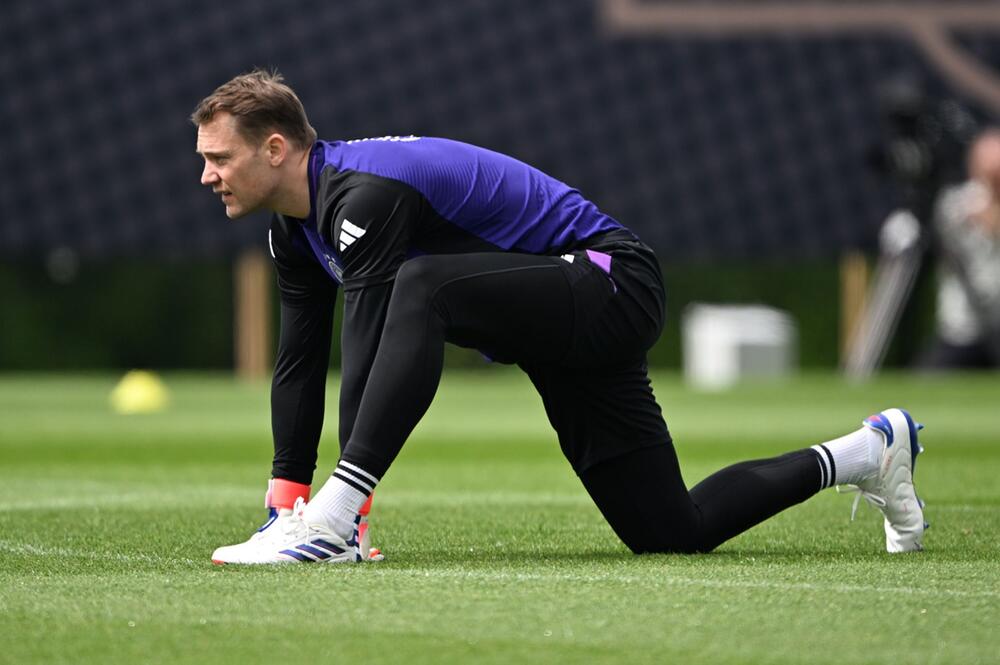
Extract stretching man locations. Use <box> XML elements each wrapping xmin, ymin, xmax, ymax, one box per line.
<box><xmin>194</xmin><ymin>70</ymin><xmax>927</xmax><ymax>564</ymax></box>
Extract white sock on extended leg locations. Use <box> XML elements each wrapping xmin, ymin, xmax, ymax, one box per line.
<box><xmin>302</xmin><ymin>461</ymin><xmax>379</xmax><ymax>541</ymax></box>
<box><xmin>811</xmin><ymin>426</ymin><xmax>882</xmax><ymax>489</ymax></box>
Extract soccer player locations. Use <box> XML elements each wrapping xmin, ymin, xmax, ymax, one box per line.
<box><xmin>195</xmin><ymin>70</ymin><xmax>926</xmax><ymax>564</ymax></box>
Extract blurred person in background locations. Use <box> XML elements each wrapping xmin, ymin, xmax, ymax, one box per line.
<box><xmin>193</xmin><ymin>69</ymin><xmax>927</xmax><ymax>565</ymax></box>
<box><xmin>920</xmin><ymin>129</ymin><xmax>1000</xmax><ymax>370</ymax></box>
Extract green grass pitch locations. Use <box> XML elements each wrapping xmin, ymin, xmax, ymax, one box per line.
<box><xmin>1</xmin><ymin>370</ymin><xmax>998</xmax><ymax>664</ymax></box>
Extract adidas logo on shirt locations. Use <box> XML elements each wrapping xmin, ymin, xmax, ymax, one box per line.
<box><xmin>339</xmin><ymin>219</ymin><xmax>366</xmax><ymax>252</ymax></box>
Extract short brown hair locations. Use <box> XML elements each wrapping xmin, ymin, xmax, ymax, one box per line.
<box><xmin>191</xmin><ymin>68</ymin><xmax>317</xmax><ymax>149</ymax></box>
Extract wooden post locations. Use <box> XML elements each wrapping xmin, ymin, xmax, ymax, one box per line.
<box><xmin>234</xmin><ymin>250</ymin><xmax>272</xmax><ymax>381</ymax></box>
<box><xmin>840</xmin><ymin>251</ymin><xmax>869</xmax><ymax>363</ymax></box>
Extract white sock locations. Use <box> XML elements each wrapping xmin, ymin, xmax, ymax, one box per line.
<box><xmin>302</xmin><ymin>461</ymin><xmax>379</xmax><ymax>541</ymax></box>
<box><xmin>811</xmin><ymin>426</ymin><xmax>883</xmax><ymax>489</ymax></box>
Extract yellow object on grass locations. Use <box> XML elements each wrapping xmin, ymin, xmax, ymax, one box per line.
<box><xmin>109</xmin><ymin>370</ymin><xmax>170</xmax><ymax>414</ymax></box>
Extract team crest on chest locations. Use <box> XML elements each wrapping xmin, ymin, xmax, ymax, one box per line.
<box><xmin>323</xmin><ymin>253</ymin><xmax>344</xmax><ymax>281</ymax></box>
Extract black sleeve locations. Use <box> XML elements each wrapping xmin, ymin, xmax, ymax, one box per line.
<box><xmin>268</xmin><ymin>215</ymin><xmax>338</xmax><ymax>483</ymax></box>
<box><xmin>318</xmin><ymin>178</ymin><xmax>420</xmax><ymax>448</ymax></box>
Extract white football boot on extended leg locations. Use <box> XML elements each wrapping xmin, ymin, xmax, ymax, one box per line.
<box><xmin>211</xmin><ymin>497</ymin><xmax>359</xmax><ymax>565</ymax></box>
<box><xmin>843</xmin><ymin>408</ymin><xmax>927</xmax><ymax>553</ymax></box>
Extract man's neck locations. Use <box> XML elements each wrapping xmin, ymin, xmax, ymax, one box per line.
<box><xmin>272</xmin><ymin>150</ymin><xmax>312</xmax><ymax>219</ymax></box>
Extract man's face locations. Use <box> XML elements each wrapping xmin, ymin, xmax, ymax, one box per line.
<box><xmin>196</xmin><ymin>113</ymin><xmax>277</xmax><ymax>219</ymax></box>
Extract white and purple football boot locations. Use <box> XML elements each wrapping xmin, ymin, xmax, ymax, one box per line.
<box><xmin>845</xmin><ymin>408</ymin><xmax>927</xmax><ymax>553</ymax></box>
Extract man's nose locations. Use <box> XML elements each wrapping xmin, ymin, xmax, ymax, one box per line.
<box><xmin>201</xmin><ymin>163</ymin><xmax>219</xmax><ymax>186</ymax></box>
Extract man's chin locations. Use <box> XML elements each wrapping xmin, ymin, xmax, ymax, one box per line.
<box><xmin>224</xmin><ymin>205</ymin><xmax>252</xmax><ymax>220</ymax></box>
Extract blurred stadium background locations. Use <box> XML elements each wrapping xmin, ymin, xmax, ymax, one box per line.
<box><xmin>2</xmin><ymin>0</ymin><xmax>999</xmax><ymax>375</ymax></box>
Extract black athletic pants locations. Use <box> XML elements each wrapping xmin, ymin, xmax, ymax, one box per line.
<box><xmin>341</xmin><ymin>234</ymin><xmax>823</xmax><ymax>553</ymax></box>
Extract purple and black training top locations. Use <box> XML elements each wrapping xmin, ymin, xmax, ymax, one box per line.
<box><xmin>279</xmin><ymin>135</ymin><xmax>631</xmax><ymax>287</ymax></box>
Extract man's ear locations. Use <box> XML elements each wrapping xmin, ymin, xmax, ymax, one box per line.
<box><xmin>265</xmin><ymin>133</ymin><xmax>287</xmax><ymax>166</ymax></box>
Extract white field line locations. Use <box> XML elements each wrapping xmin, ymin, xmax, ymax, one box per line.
<box><xmin>373</xmin><ymin>568</ymin><xmax>1000</xmax><ymax>600</ymax></box>
<box><xmin>929</xmin><ymin>505</ymin><xmax>1000</xmax><ymax>513</ymax></box>
<box><xmin>0</xmin><ymin>540</ymin><xmax>198</xmax><ymax>566</ymax></box>
<box><xmin>1</xmin><ymin>540</ymin><xmax>997</xmax><ymax>600</ymax></box>
<box><xmin>0</xmin><ymin>490</ymin><xmax>592</xmax><ymax>512</ymax></box>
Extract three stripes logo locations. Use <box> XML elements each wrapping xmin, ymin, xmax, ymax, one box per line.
<box><xmin>339</xmin><ymin>218</ymin><xmax>367</xmax><ymax>252</ymax></box>
<box><xmin>279</xmin><ymin>538</ymin><xmax>349</xmax><ymax>562</ymax></box>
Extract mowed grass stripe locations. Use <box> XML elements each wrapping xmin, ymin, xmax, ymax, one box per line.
<box><xmin>2</xmin><ymin>485</ymin><xmax>998</xmax><ymax>512</ymax></box>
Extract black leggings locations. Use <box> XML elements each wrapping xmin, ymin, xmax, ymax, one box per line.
<box><xmin>341</xmin><ymin>246</ymin><xmax>822</xmax><ymax>553</ymax></box>
<box><xmin>580</xmin><ymin>445</ymin><xmax>821</xmax><ymax>553</ymax></box>
<box><xmin>341</xmin><ymin>251</ymin><xmax>581</xmax><ymax>477</ymax></box>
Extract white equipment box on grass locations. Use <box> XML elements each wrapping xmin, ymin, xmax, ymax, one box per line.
<box><xmin>682</xmin><ymin>304</ymin><xmax>798</xmax><ymax>390</ymax></box>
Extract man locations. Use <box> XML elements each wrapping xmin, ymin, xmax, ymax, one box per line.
<box><xmin>195</xmin><ymin>69</ymin><xmax>926</xmax><ymax>564</ymax></box>
<box><xmin>920</xmin><ymin>129</ymin><xmax>1000</xmax><ymax>369</ymax></box>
